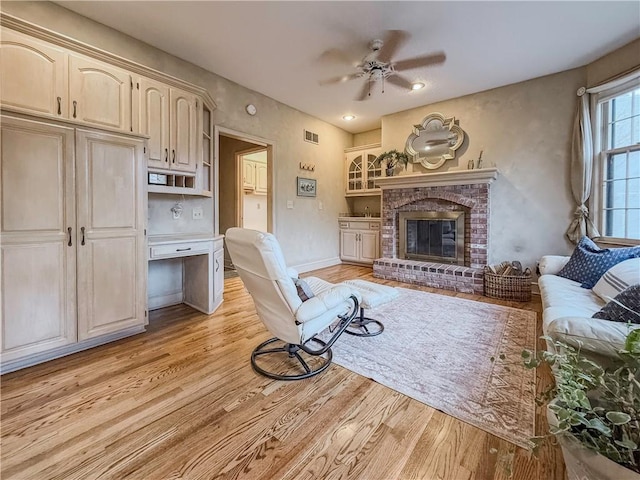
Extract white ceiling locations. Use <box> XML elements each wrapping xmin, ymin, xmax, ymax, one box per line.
<box><xmin>57</xmin><ymin>1</ymin><xmax>640</xmax><ymax>133</ymax></box>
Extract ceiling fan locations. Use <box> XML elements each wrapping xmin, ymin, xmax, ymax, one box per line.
<box><xmin>319</xmin><ymin>30</ymin><xmax>446</xmax><ymax>101</ymax></box>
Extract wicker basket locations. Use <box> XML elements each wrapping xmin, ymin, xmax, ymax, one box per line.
<box><xmin>483</xmin><ymin>268</ymin><xmax>532</xmax><ymax>302</ymax></box>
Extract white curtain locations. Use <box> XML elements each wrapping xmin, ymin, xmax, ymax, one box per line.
<box><xmin>566</xmin><ymin>88</ymin><xmax>600</xmax><ymax>243</ymax></box>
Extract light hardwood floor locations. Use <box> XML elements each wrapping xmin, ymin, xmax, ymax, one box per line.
<box><xmin>1</xmin><ymin>264</ymin><xmax>565</xmax><ymax>479</ymax></box>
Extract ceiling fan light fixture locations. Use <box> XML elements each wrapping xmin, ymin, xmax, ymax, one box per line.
<box><xmin>342</xmin><ymin>114</ymin><xmax>356</xmax><ymax>121</ymax></box>
<box><xmin>411</xmin><ymin>82</ymin><xmax>425</xmax><ymax>91</ymax></box>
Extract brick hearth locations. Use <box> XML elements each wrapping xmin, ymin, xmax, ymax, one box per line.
<box><xmin>372</xmin><ymin>169</ymin><xmax>498</xmax><ymax>294</ymax></box>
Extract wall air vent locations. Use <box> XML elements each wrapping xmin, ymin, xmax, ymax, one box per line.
<box><xmin>304</xmin><ymin>129</ymin><xmax>319</xmax><ymax>145</ymax></box>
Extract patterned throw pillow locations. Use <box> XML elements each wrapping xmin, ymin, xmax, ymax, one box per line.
<box><xmin>294</xmin><ymin>278</ymin><xmax>315</xmax><ymax>302</ymax></box>
<box><xmin>557</xmin><ymin>237</ymin><xmax>640</xmax><ymax>289</ymax></box>
<box><xmin>592</xmin><ymin>285</ymin><xmax>640</xmax><ymax>324</ymax></box>
<box><xmin>593</xmin><ymin>258</ymin><xmax>640</xmax><ymax>302</ymax></box>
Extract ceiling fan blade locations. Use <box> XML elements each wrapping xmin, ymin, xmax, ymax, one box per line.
<box><xmin>355</xmin><ymin>79</ymin><xmax>374</xmax><ymax>101</ymax></box>
<box><xmin>377</xmin><ymin>30</ymin><xmax>409</xmax><ymax>63</ymax></box>
<box><xmin>386</xmin><ymin>74</ymin><xmax>413</xmax><ymax>91</ymax></box>
<box><xmin>393</xmin><ymin>52</ymin><xmax>446</xmax><ymax>72</ymax></box>
<box><xmin>317</xmin><ymin>48</ymin><xmax>353</xmax><ymax>66</ymax></box>
<box><xmin>319</xmin><ymin>73</ymin><xmax>360</xmax><ymax>86</ymax></box>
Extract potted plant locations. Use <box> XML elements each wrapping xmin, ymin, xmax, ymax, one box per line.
<box><xmin>523</xmin><ymin>330</ymin><xmax>640</xmax><ymax>479</ymax></box>
<box><xmin>375</xmin><ymin>149</ymin><xmax>410</xmax><ymax>177</ymax></box>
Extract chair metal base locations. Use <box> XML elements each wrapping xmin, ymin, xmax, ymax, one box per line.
<box><xmin>346</xmin><ymin>307</ymin><xmax>384</xmax><ymax>337</ymax></box>
<box><xmin>251</xmin><ymin>337</ymin><xmax>332</xmax><ymax>381</ymax></box>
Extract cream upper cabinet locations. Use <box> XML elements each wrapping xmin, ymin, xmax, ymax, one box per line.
<box><xmin>139</xmin><ymin>77</ymin><xmax>170</xmax><ymax>169</ymax></box>
<box><xmin>69</xmin><ymin>54</ymin><xmax>132</xmax><ymax>132</ymax></box>
<box><xmin>139</xmin><ymin>80</ymin><xmax>199</xmax><ymax>174</ymax></box>
<box><xmin>244</xmin><ymin>160</ymin><xmax>256</xmax><ymax>189</ymax></box>
<box><xmin>1</xmin><ymin>116</ymin><xmax>77</xmax><ymax>362</ymax></box>
<box><xmin>344</xmin><ymin>144</ymin><xmax>382</xmax><ymax>196</ymax></box>
<box><xmin>75</xmin><ymin>129</ymin><xmax>146</xmax><ymax>340</ymax></box>
<box><xmin>255</xmin><ymin>162</ymin><xmax>268</xmax><ymax>194</ymax></box>
<box><xmin>169</xmin><ymin>87</ymin><xmax>198</xmax><ymax>173</ymax></box>
<box><xmin>0</xmin><ymin>29</ymin><xmax>67</xmax><ymax>117</ymax></box>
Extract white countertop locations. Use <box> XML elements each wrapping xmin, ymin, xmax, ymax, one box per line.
<box><xmin>338</xmin><ymin>216</ymin><xmax>381</xmax><ymax>221</ymax></box>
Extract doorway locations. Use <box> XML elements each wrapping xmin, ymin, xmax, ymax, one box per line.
<box><xmin>216</xmin><ymin>128</ymin><xmax>274</xmax><ymax>275</ymax></box>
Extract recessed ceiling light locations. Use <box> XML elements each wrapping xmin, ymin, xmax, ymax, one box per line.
<box><xmin>342</xmin><ymin>115</ymin><xmax>356</xmax><ymax>121</ymax></box>
<box><xmin>411</xmin><ymin>82</ymin><xmax>425</xmax><ymax>91</ymax></box>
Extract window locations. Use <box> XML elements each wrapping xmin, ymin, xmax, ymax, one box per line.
<box><xmin>594</xmin><ymin>78</ymin><xmax>640</xmax><ymax>241</ymax></box>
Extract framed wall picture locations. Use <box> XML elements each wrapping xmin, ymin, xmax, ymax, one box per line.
<box><xmin>297</xmin><ymin>177</ymin><xmax>317</xmax><ymax>197</ymax></box>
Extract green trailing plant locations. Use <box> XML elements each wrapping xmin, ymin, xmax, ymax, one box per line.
<box><xmin>375</xmin><ymin>149</ymin><xmax>410</xmax><ymax>171</ymax></box>
<box><xmin>522</xmin><ymin>330</ymin><xmax>640</xmax><ymax>473</ymax></box>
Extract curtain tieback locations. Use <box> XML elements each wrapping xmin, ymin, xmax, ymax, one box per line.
<box><xmin>574</xmin><ymin>204</ymin><xmax>589</xmax><ymax>218</ymax></box>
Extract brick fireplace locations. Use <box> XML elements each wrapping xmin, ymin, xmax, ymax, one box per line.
<box><xmin>373</xmin><ymin>168</ymin><xmax>498</xmax><ymax>294</ymax></box>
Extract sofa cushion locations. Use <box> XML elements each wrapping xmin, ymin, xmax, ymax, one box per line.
<box><xmin>538</xmin><ymin>274</ymin><xmax>604</xmax><ymax>312</ymax></box>
<box><xmin>592</xmin><ymin>257</ymin><xmax>640</xmax><ymax>303</ymax></box>
<box><xmin>592</xmin><ymin>285</ymin><xmax>640</xmax><ymax>324</ymax></box>
<box><xmin>557</xmin><ymin>236</ymin><xmax>640</xmax><ymax>289</ymax></box>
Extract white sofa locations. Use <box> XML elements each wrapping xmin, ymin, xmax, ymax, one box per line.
<box><xmin>538</xmin><ymin>255</ymin><xmax>638</xmax><ymax>361</ymax></box>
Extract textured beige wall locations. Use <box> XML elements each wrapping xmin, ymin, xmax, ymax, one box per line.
<box><xmin>587</xmin><ymin>38</ymin><xmax>640</xmax><ymax>88</ymax></box>
<box><xmin>381</xmin><ymin>69</ymin><xmax>587</xmax><ymax>269</ymax></box>
<box><xmin>353</xmin><ymin>129</ymin><xmax>382</xmax><ymax>147</ymax></box>
<box><xmin>1</xmin><ymin>1</ymin><xmax>352</xmax><ymax>268</ymax></box>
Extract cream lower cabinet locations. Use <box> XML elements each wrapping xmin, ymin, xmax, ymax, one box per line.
<box><xmin>0</xmin><ymin>115</ymin><xmax>146</xmax><ymax>369</ymax></box>
<box><xmin>339</xmin><ymin>219</ymin><xmax>380</xmax><ymax>265</ymax></box>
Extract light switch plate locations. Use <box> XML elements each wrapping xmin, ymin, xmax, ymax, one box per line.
<box><xmin>286</xmin><ymin>200</ymin><xmax>294</xmax><ymax>209</ymax></box>
<box><xmin>192</xmin><ymin>206</ymin><xmax>203</xmax><ymax>219</ymax></box>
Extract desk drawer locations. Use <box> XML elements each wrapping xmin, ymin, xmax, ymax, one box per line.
<box><xmin>149</xmin><ymin>241</ymin><xmax>211</xmax><ymax>260</ymax></box>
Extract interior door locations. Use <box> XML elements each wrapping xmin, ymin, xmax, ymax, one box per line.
<box><xmin>75</xmin><ymin>129</ymin><xmax>145</xmax><ymax>340</ymax></box>
<box><xmin>0</xmin><ymin>116</ymin><xmax>77</xmax><ymax>361</ymax></box>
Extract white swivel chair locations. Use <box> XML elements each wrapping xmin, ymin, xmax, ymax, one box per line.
<box><xmin>225</xmin><ymin>228</ymin><xmax>360</xmax><ymax>380</ymax></box>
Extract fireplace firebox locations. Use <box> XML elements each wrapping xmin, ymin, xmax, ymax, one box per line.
<box><xmin>399</xmin><ymin>211</ymin><xmax>465</xmax><ymax>265</ymax></box>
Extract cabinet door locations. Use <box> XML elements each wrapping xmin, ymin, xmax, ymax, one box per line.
<box><xmin>69</xmin><ymin>54</ymin><xmax>132</xmax><ymax>132</ymax></box>
<box><xmin>1</xmin><ymin>116</ymin><xmax>76</xmax><ymax>362</ymax></box>
<box><xmin>243</xmin><ymin>160</ymin><xmax>255</xmax><ymax>189</ymax></box>
<box><xmin>366</xmin><ymin>149</ymin><xmax>382</xmax><ymax>189</ymax></box>
<box><xmin>360</xmin><ymin>231</ymin><xmax>380</xmax><ymax>264</ymax></box>
<box><xmin>345</xmin><ymin>152</ymin><xmax>364</xmax><ymax>193</ymax></box>
<box><xmin>75</xmin><ymin>130</ymin><xmax>145</xmax><ymax>340</ymax></box>
<box><xmin>255</xmin><ymin>162</ymin><xmax>268</xmax><ymax>194</ymax></box>
<box><xmin>0</xmin><ymin>29</ymin><xmax>67</xmax><ymax>117</ymax></box>
<box><xmin>139</xmin><ymin>77</ymin><xmax>170</xmax><ymax>169</ymax></box>
<box><xmin>340</xmin><ymin>230</ymin><xmax>360</xmax><ymax>262</ymax></box>
<box><xmin>214</xmin><ymin>248</ymin><xmax>224</xmax><ymax>303</ymax></box>
<box><xmin>169</xmin><ymin>88</ymin><xmax>197</xmax><ymax>172</ymax></box>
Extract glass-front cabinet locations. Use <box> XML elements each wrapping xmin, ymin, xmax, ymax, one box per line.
<box><xmin>344</xmin><ymin>144</ymin><xmax>382</xmax><ymax>196</ymax></box>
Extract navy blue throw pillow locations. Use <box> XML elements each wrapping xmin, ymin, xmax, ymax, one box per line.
<box><xmin>557</xmin><ymin>237</ymin><xmax>640</xmax><ymax>289</ymax></box>
<box><xmin>592</xmin><ymin>285</ymin><xmax>640</xmax><ymax>324</ymax></box>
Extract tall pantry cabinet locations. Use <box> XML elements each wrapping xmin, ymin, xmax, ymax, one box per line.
<box><xmin>0</xmin><ymin>115</ymin><xmax>147</xmax><ymax>367</ymax></box>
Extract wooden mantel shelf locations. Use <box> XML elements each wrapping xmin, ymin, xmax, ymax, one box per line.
<box><xmin>374</xmin><ymin>168</ymin><xmax>499</xmax><ymax>189</ymax></box>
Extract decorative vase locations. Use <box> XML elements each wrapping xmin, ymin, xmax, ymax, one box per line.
<box><xmin>385</xmin><ymin>166</ymin><xmax>395</xmax><ymax>177</ymax></box>
<box><xmin>547</xmin><ymin>406</ymin><xmax>640</xmax><ymax>480</ymax></box>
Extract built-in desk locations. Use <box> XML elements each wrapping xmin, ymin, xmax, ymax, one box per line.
<box><xmin>148</xmin><ymin>234</ymin><xmax>224</xmax><ymax>314</ymax></box>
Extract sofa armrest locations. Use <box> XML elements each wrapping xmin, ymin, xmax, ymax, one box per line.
<box><xmin>538</xmin><ymin>255</ymin><xmax>570</xmax><ymax>276</ymax></box>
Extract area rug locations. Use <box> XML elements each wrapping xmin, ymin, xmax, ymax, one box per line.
<box><xmin>322</xmin><ymin>287</ymin><xmax>537</xmax><ymax>449</ymax></box>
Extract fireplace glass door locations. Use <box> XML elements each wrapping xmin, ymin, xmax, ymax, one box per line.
<box><xmin>399</xmin><ymin>211</ymin><xmax>465</xmax><ymax>265</ymax></box>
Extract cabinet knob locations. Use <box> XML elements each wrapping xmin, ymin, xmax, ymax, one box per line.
<box><xmin>165</xmin><ymin>148</ymin><xmax>168</xmax><ymax>163</ymax></box>
<box><xmin>67</xmin><ymin>227</ymin><xmax>72</xmax><ymax>246</ymax></box>
<box><xmin>215</xmin><ymin>259</ymin><xmax>220</xmax><ymax>272</ymax></box>
<box><xmin>172</xmin><ymin>150</ymin><xmax>176</xmax><ymax>163</ymax></box>
<box><xmin>72</xmin><ymin>100</ymin><xmax>77</xmax><ymax>119</ymax></box>
<box><xmin>81</xmin><ymin>226</ymin><xmax>85</xmax><ymax>246</ymax></box>
<box><xmin>57</xmin><ymin>97</ymin><xmax>62</xmax><ymax>115</ymax></box>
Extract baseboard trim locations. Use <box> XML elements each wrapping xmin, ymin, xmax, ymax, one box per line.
<box><xmin>0</xmin><ymin>325</ymin><xmax>146</xmax><ymax>374</ymax></box>
<box><xmin>149</xmin><ymin>292</ymin><xmax>183</xmax><ymax>311</ymax></box>
<box><xmin>292</xmin><ymin>257</ymin><xmax>342</xmax><ymax>274</ymax></box>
